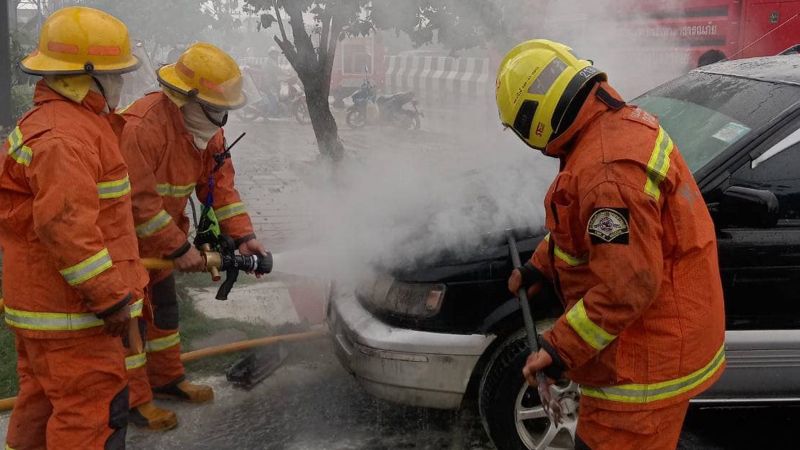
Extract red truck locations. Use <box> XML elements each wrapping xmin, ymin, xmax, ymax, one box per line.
<box><xmin>636</xmin><ymin>0</ymin><xmax>800</xmax><ymax>67</ymax></box>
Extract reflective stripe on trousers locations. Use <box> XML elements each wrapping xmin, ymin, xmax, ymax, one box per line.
<box><xmin>581</xmin><ymin>345</ymin><xmax>726</xmax><ymax>404</ymax></box>
<box><xmin>146</xmin><ymin>333</ymin><xmax>180</xmax><ymax>353</ymax></box>
<box><xmin>125</xmin><ymin>353</ymin><xmax>147</xmax><ymax>370</ymax></box>
<box><xmin>4</xmin><ymin>299</ymin><xmax>144</xmax><ymax>331</ymax></box>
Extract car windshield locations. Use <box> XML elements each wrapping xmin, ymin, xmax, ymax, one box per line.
<box><xmin>633</xmin><ymin>71</ymin><xmax>800</xmax><ymax>173</ymax></box>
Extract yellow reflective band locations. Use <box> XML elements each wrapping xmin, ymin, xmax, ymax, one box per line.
<box><xmin>130</xmin><ymin>299</ymin><xmax>144</xmax><ymax>318</ymax></box>
<box><xmin>566</xmin><ymin>299</ymin><xmax>616</xmax><ymax>351</ymax></box>
<box><xmin>4</xmin><ymin>298</ymin><xmax>143</xmax><ymax>332</ymax></box>
<box><xmin>97</xmin><ymin>175</ymin><xmax>131</xmax><ymax>199</ymax></box>
<box><xmin>146</xmin><ymin>333</ymin><xmax>180</xmax><ymax>353</ymax></box>
<box><xmin>543</xmin><ymin>233</ymin><xmax>587</xmax><ymax>266</ymax></box>
<box><xmin>581</xmin><ymin>345</ymin><xmax>726</xmax><ymax>404</ymax></box>
<box><xmin>6</xmin><ymin>127</ymin><xmax>33</xmax><ymax>166</ymax></box>
<box><xmin>644</xmin><ymin>127</ymin><xmax>675</xmax><ymax>200</ymax></box>
<box><xmin>125</xmin><ymin>353</ymin><xmax>147</xmax><ymax>370</ymax></box>
<box><xmin>215</xmin><ymin>202</ymin><xmax>246</xmax><ymax>221</ymax></box>
<box><xmin>4</xmin><ymin>306</ymin><xmax>103</xmax><ymax>331</ymax></box>
<box><xmin>59</xmin><ymin>248</ymin><xmax>113</xmax><ymax>286</ymax></box>
<box><xmin>156</xmin><ymin>182</ymin><xmax>196</xmax><ymax>197</ymax></box>
<box><xmin>6</xmin><ymin>444</ymin><xmax>16</xmax><ymax>450</ymax></box>
<box><xmin>135</xmin><ymin>210</ymin><xmax>173</xmax><ymax>237</ymax></box>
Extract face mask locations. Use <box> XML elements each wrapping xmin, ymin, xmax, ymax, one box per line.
<box><xmin>182</xmin><ymin>101</ymin><xmax>222</xmax><ymax>150</ymax></box>
<box><xmin>92</xmin><ymin>74</ymin><xmax>125</xmax><ymax>111</ymax></box>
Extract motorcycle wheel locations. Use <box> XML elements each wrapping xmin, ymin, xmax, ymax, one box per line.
<box><xmin>346</xmin><ymin>109</ymin><xmax>367</xmax><ymax>129</ymax></box>
<box><xmin>235</xmin><ymin>106</ymin><xmax>260</xmax><ymax>123</ymax></box>
<box><xmin>394</xmin><ymin>110</ymin><xmax>421</xmax><ymax>130</ymax></box>
<box><xmin>294</xmin><ymin>100</ymin><xmax>310</xmax><ymax>124</ymax></box>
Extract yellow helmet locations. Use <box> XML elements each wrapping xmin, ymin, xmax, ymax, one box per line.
<box><xmin>157</xmin><ymin>42</ymin><xmax>246</xmax><ymax>110</ymax></box>
<box><xmin>20</xmin><ymin>6</ymin><xmax>140</xmax><ymax>75</ymax></box>
<box><xmin>496</xmin><ymin>39</ymin><xmax>606</xmax><ymax>150</ymax></box>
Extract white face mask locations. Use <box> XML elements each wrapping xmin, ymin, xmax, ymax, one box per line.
<box><xmin>92</xmin><ymin>74</ymin><xmax>124</xmax><ymax>111</ymax></box>
<box><xmin>182</xmin><ymin>101</ymin><xmax>222</xmax><ymax>150</ymax></box>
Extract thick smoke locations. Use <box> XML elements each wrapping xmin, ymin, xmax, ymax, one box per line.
<box><xmin>276</xmin><ymin>124</ymin><xmax>555</xmax><ymax>281</ymax></box>
<box><xmin>274</xmin><ymin>1</ymin><xmax>692</xmax><ymax>282</ymax></box>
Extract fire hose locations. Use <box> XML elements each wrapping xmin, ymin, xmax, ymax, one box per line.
<box><xmin>0</xmin><ymin>328</ymin><xmax>328</xmax><ymax>412</ymax></box>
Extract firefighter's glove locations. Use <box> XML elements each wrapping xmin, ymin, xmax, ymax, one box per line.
<box><xmin>508</xmin><ymin>262</ymin><xmax>544</xmax><ymax>298</ymax></box>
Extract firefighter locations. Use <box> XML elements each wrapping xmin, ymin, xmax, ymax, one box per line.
<box><xmin>118</xmin><ymin>42</ymin><xmax>265</xmax><ymax>427</ymax></box>
<box><xmin>0</xmin><ymin>7</ymin><xmax>148</xmax><ymax>449</ymax></box>
<box><xmin>498</xmin><ymin>40</ymin><xmax>726</xmax><ymax>449</ymax></box>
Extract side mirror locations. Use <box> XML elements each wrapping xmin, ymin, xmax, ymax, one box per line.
<box><xmin>715</xmin><ymin>186</ymin><xmax>779</xmax><ymax>228</ymax></box>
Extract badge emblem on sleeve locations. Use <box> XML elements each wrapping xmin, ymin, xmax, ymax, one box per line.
<box><xmin>587</xmin><ymin>208</ymin><xmax>629</xmax><ymax>244</ymax></box>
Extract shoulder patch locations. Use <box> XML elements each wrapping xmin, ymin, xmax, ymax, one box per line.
<box><xmin>587</xmin><ymin>208</ymin><xmax>629</xmax><ymax>244</ymax></box>
<box><xmin>623</xmin><ymin>107</ymin><xmax>658</xmax><ymax>130</ymax></box>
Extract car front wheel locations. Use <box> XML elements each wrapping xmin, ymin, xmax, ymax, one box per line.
<box><xmin>479</xmin><ymin>325</ymin><xmax>577</xmax><ymax>450</ymax></box>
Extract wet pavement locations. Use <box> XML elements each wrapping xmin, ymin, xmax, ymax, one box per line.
<box><xmin>1</xmin><ymin>337</ymin><xmax>798</xmax><ymax>449</ymax></box>
<box><xmin>124</xmin><ymin>339</ymin><xmax>800</xmax><ymax>449</ymax></box>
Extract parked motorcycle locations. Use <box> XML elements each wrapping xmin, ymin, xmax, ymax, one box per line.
<box><xmin>346</xmin><ymin>80</ymin><xmax>422</xmax><ymax>130</ymax></box>
<box><xmin>237</xmin><ymin>68</ymin><xmax>309</xmax><ymax>124</ymax></box>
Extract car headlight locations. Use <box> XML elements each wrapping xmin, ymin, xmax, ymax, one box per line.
<box><xmin>357</xmin><ymin>275</ymin><xmax>446</xmax><ymax>319</ymax></box>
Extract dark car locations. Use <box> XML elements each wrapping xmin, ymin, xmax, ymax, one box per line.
<box><xmin>328</xmin><ymin>55</ymin><xmax>800</xmax><ymax>450</ymax></box>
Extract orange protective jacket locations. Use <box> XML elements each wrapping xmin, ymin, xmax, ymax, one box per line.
<box><xmin>0</xmin><ymin>81</ymin><xmax>148</xmax><ymax>339</ymax></box>
<box><xmin>532</xmin><ymin>82</ymin><xmax>726</xmax><ymax>411</ymax></box>
<box><xmin>118</xmin><ymin>92</ymin><xmax>254</xmax><ymax>261</ymax></box>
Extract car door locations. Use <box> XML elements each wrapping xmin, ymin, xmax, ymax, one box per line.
<box><xmin>701</xmin><ymin>119</ymin><xmax>800</xmax><ymax>401</ymax></box>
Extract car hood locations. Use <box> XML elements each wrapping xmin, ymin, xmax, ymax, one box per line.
<box><xmin>389</xmin><ymin>227</ymin><xmax>545</xmax><ymax>283</ymax></box>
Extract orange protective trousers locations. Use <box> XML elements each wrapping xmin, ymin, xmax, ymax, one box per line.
<box><xmin>575</xmin><ymin>399</ymin><xmax>690</xmax><ymax>450</ymax></box>
<box><xmin>6</xmin><ymin>334</ymin><xmax>129</xmax><ymax>450</ymax></box>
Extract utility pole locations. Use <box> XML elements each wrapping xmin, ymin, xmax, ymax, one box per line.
<box><xmin>0</xmin><ymin>1</ymin><xmax>12</xmax><ymax>129</ymax></box>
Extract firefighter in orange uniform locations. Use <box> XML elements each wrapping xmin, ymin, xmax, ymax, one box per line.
<box><xmin>0</xmin><ymin>7</ymin><xmax>149</xmax><ymax>449</ymax></box>
<box><xmin>498</xmin><ymin>40</ymin><xmax>726</xmax><ymax>449</ymax></box>
<box><xmin>118</xmin><ymin>42</ymin><xmax>265</xmax><ymax>428</ymax></box>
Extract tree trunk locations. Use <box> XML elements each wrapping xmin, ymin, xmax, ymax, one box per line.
<box><xmin>303</xmin><ymin>79</ymin><xmax>344</xmax><ymax>161</ymax></box>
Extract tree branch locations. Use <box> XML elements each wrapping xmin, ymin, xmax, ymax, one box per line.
<box><xmin>319</xmin><ymin>12</ymin><xmax>331</xmax><ymax>65</ymax></box>
<box><xmin>272</xmin><ymin>1</ymin><xmax>297</xmax><ymax>63</ymax></box>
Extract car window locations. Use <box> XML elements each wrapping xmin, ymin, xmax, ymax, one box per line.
<box><xmin>633</xmin><ymin>71</ymin><xmax>800</xmax><ymax>173</ymax></box>
<box><xmin>730</xmin><ymin>125</ymin><xmax>800</xmax><ymax>221</ymax></box>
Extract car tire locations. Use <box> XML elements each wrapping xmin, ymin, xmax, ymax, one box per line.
<box><xmin>479</xmin><ymin>322</ymin><xmax>575</xmax><ymax>450</ymax></box>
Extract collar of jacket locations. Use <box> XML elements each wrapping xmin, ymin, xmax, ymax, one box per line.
<box><xmin>34</xmin><ymin>79</ymin><xmax>108</xmax><ymax>115</ymax></box>
<box><xmin>543</xmin><ymin>81</ymin><xmax>625</xmax><ymax>160</ymax></box>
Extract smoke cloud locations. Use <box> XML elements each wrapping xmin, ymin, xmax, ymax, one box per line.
<box><xmin>273</xmin><ymin>1</ymin><xmax>693</xmax><ymax>282</ymax></box>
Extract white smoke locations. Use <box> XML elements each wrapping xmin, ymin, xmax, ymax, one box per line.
<box><xmin>270</xmin><ymin>0</ymin><xmax>698</xmax><ymax>282</ymax></box>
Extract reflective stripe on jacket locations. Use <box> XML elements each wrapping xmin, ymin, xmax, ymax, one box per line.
<box><xmin>0</xmin><ymin>81</ymin><xmax>149</xmax><ymax>338</ymax></box>
<box><xmin>532</xmin><ymin>82</ymin><xmax>726</xmax><ymax>411</ymax></box>
<box><xmin>118</xmin><ymin>91</ymin><xmax>254</xmax><ymax>259</ymax></box>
